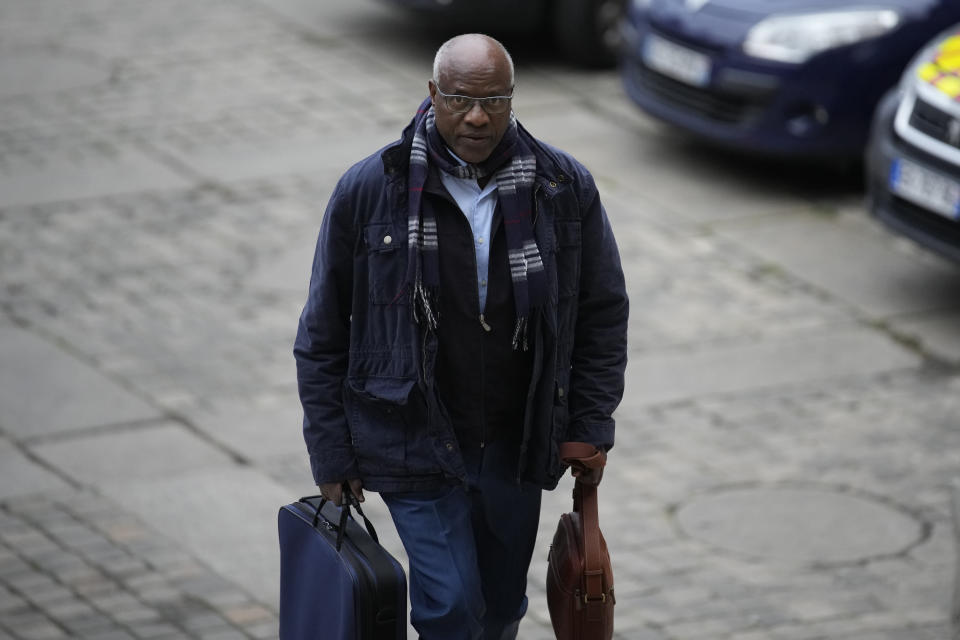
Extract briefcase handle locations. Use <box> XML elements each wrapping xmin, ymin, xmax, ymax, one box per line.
<box><xmin>302</xmin><ymin>485</ymin><xmax>379</xmax><ymax>552</ymax></box>
<box><xmin>559</xmin><ymin>442</ymin><xmax>607</xmax><ymax>606</ymax></box>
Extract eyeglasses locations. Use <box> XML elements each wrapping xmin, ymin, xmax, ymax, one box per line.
<box><xmin>433</xmin><ymin>83</ymin><xmax>513</xmax><ymax>114</ymax></box>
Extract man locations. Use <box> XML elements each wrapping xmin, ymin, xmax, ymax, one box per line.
<box><xmin>294</xmin><ymin>33</ymin><xmax>627</xmax><ymax>640</ymax></box>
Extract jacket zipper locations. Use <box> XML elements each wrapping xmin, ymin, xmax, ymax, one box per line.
<box><xmin>472</xmin><ymin>222</ymin><xmax>488</xmax><ymax>449</ymax></box>
<box><xmin>533</xmin><ymin>183</ymin><xmax>542</xmax><ymax>226</ymax></box>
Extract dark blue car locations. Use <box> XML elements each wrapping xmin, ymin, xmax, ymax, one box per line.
<box><xmin>620</xmin><ymin>0</ymin><xmax>960</xmax><ymax>158</ymax></box>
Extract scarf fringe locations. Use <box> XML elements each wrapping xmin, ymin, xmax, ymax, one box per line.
<box><xmin>413</xmin><ymin>281</ymin><xmax>439</xmax><ymax>331</ymax></box>
<box><xmin>511</xmin><ymin>316</ymin><xmax>529</xmax><ymax>352</ymax></box>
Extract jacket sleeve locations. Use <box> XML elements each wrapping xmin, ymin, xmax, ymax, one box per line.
<box><xmin>293</xmin><ymin>179</ymin><xmax>359</xmax><ymax>485</ymax></box>
<box><xmin>566</xmin><ymin>170</ymin><xmax>629</xmax><ymax>451</ymax></box>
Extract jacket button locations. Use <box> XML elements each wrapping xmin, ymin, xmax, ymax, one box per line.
<box><xmin>383</xmin><ymin>235</ymin><xmax>393</xmax><ymax>245</ymax></box>
<box><xmin>445</xmin><ymin>442</ymin><xmax>454</xmax><ymax>451</ymax></box>
<box><xmin>549</xmin><ymin>181</ymin><xmax>557</xmax><ymax>188</ymax></box>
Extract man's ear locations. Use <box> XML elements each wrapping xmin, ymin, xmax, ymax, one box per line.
<box><xmin>427</xmin><ymin>79</ymin><xmax>437</xmax><ymax>107</ymax></box>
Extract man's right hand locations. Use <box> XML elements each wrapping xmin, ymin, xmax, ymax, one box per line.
<box><xmin>319</xmin><ymin>479</ymin><xmax>364</xmax><ymax>506</ymax></box>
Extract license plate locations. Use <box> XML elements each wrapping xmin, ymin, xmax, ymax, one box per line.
<box><xmin>889</xmin><ymin>158</ymin><xmax>960</xmax><ymax>220</ymax></box>
<box><xmin>642</xmin><ymin>33</ymin><xmax>711</xmax><ymax>87</ymax></box>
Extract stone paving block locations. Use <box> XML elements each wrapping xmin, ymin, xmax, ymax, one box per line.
<box><xmin>87</xmin><ymin>592</ymin><xmax>142</xmax><ymax>612</ymax></box>
<box><xmin>45</xmin><ymin>598</ymin><xmax>96</xmax><ymax>622</ymax></box>
<box><xmin>250</xmin><ymin>0</ymin><xmax>401</xmax><ymax>38</ymax></box>
<box><xmin>0</xmin><ymin>587</ymin><xmax>26</xmax><ymax>614</ymax></box>
<box><xmin>0</xmin><ymin>144</ymin><xmax>191</xmax><ymax>209</ymax></box>
<box><xmin>111</xmin><ymin>606</ymin><xmax>161</xmax><ymax>624</ymax></box>
<box><xmin>16</xmin><ymin>622</ymin><xmax>67</xmax><ymax>640</ymax></box>
<box><xmin>0</xmin><ymin>489</ymin><xmax>275</xmax><ymax>638</ymax></box>
<box><xmin>30</xmin><ymin>423</ymin><xmax>236</xmax><ymax>484</ymax></box>
<box><xmin>243</xmin><ymin>619</ymin><xmax>279</xmax><ymax>640</ymax></box>
<box><xmin>84</xmin><ymin>631</ymin><xmax>136</xmax><ymax>640</ymax></box>
<box><xmin>221</xmin><ymin>602</ymin><xmax>272</xmax><ymax>626</ymax></box>
<box><xmin>0</xmin><ymin>609</ymin><xmax>55</xmax><ymax>630</ymax></box>
<box><xmin>185</xmin><ymin>392</ymin><xmax>305</xmax><ymax>464</ymax></box>
<box><xmin>890</xmin><ymin>309</ymin><xmax>960</xmax><ymax>365</ymax></box>
<box><xmin>620</xmin><ymin>325</ymin><xmax>921</xmax><ymax>408</ymax></box>
<box><xmin>0</xmin><ymin>326</ymin><xmax>160</xmax><ymax>439</ymax></box>
<box><xmin>180</xmin><ymin>612</ymin><xmax>230</xmax><ymax>632</ymax></box>
<box><xmin>714</xmin><ymin>209</ymin><xmax>960</xmax><ymax>319</ymax></box>
<box><xmin>98</xmin><ymin>556</ymin><xmax>150</xmax><ymax>581</ymax></box>
<box><xmin>196</xmin><ymin>630</ymin><xmax>246</xmax><ymax>640</ymax></box>
<box><xmin>6</xmin><ymin>571</ymin><xmax>58</xmax><ymax>594</ymax></box>
<box><xmin>99</xmin><ymin>467</ymin><xmax>290</xmax><ymax>608</ymax></box>
<box><xmin>23</xmin><ymin>583</ymin><xmax>74</xmax><ymax>607</ymax></box>
<box><xmin>246</xmin><ymin>233</ymin><xmax>315</xmax><ymax>295</ymax></box>
<box><xmin>128</xmin><ymin>622</ymin><xmax>182</xmax><ymax>640</ymax></box>
<box><xmin>560</xmin><ymin>127</ymin><xmax>813</xmax><ymax>225</ymax></box>
<box><xmin>0</xmin><ymin>438</ymin><xmax>71</xmax><ymax>500</ymax></box>
<box><xmin>676</xmin><ymin>486</ymin><xmax>924</xmax><ymax>566</ymax></box>
<box><xmin>665</xmin><ymin>615</ymin><xmax>753</xmax><ymax>639</ymax></box>
<box><xmin>154</xmin><ymin>128</ymin><xmax>396</xmax><ymax>184</ymax></box>
<box><xmin>515</xmin><ymin>620</ymin><xmax>561</xmax><ymax>640</ymax></box>
<box><xmin>615</xmin><ymin>627</ymin><xmax>669</xmax><ymax>640</ymax></box>
<box><xmin>0</xmin><ymin>50</ymin><xmax>109</xmax><ymax>99</ymax></box>
<box><xmin>837</xmin><ymin>624</ymin><xmax>945</xmax><ymax>640</ymax></box>
<box><xmin>134</xmin><ymin>587</ymin><xmax>181</xmax><ymax>606</ymax></box>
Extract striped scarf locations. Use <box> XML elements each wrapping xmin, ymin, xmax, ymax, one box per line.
<box><xmin>405</xmin><ymin>98</ymin><xmax>544</xmax><ymax>350</ymax></box>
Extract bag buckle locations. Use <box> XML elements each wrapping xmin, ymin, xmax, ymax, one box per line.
<box><xmin>583</xmin><ymin>593</ymin><xmax>606</xmax><ymax>604</ymax></box>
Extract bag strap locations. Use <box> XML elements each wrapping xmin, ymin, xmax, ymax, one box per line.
<box><xmin>559</xmin><ymin>442</ymin><xmax>607</xmax><ymax>611</ymax></box>
<box><xmin>305</xmin><ymin>485</ymin><xmax>379</xmax><ymax>552</ymax></box>
<box><xmin>559</xmin><ymin>442</ymin><xmax>606</xmax><ymax>473</ymax></box>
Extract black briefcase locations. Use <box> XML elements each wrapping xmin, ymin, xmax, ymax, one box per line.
<box><xmin>278</xmin><ymin>493</ymin><xmax>407</xmax><ymax>640</ymax></box>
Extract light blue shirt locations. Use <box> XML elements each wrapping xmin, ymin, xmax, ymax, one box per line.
<box><xmin>439</xmin><ymin>153</ymin><xmax>498</xmax><ymax>313</ymax></box>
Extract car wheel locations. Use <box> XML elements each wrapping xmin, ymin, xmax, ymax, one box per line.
<box><xmin>552</xmin><ymin>0</ymin><xmax>627</xmax><ymax>67</ymax></box>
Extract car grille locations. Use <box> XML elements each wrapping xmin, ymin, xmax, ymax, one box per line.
<box><xmin>629</xmin><ymin>61</ymin><xmax>765</xmax><ymax>126</ymax></box>
<box><xmin>889</xmin><ymin>195</ymin><xmax>960</xmax><ymax>247</ymax></box>
<box><xmin>908</xmin><ymin>97</ymin><xmax>960</xmax><ymax>151</ymax></box>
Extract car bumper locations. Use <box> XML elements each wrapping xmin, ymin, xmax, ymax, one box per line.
<box><xmin>866</xmin><ymin>89</ymin><xmax>960</xmax><ymax>264</ymax></box>
<box><xmin>619</xmin><ymin>19</ymin><xmax>897</xmax><ymax>157</ymax></box>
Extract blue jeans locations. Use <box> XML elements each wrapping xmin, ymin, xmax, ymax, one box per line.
<box><xmin>381</xmin><ymin>440</ymin><xmax>542</xmax><ymax>640</ymax></box>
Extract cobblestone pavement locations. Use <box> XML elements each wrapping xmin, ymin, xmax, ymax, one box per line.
<box><xmin>1</xmin><ymin>491</ymin><xmax>276</xmax><ymax>640</ymax></box>
<box><xmin>2</xmin><ymin>1</ymin><xmax>960</xmax><ymax>639</ymax></box>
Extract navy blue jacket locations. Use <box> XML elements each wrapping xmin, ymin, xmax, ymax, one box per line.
<box><xmin>294</xmin><ymin>116</ymin><xmax>628</xmax><ymax>493</ymax></box>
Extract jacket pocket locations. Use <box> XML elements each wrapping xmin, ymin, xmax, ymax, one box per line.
<box><xmin>554</xmin><ymin>220</ymin><xmax>581</xmax><ymax>299</ymax></box>
<box><xmin>364</xmin><ymin>223</ymin><xmax>408</xmax><ymax>305</ymax></box>
<box><xmin>345</xmin><ymin>376</ymin><xmax>438</xmax><ymax>477</ymax></box>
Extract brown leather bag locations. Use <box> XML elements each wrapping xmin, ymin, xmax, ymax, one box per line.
<box><xmin>546</xmin><ymin>442</ymin><xmax>615</xmax><ymax>640</ymax></box>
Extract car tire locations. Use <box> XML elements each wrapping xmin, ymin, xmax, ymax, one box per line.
<box><xmin>552</xmin><ymin>0</ymin><xmax>626</xmax><ymax>67</ymax></box>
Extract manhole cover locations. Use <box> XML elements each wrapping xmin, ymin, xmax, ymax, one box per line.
<box><xmin>675</xmin><ymin>486</ymin><xmax>925</xmax><ymax>565</ymax></box>
<box><xmin>0</xmin><ymin>51</ymin><xmax>108</xmax><ymax>97</ymax></box>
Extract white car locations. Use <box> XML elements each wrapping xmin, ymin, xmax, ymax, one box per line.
<box><xmin>867</xmin><ymin>25</ymin><xmax>960</xmax><ymax>263</ymax></box>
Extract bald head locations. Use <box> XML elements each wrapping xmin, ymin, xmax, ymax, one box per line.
<box><xmin>428</xmin><ymin>33</ymin><xmax>515</xmax><ymax>163</ymax></box>
<box><xmin>432</xmin><ymin>34</ymin><xmax>514</xmax><ymax>88</ymax></box>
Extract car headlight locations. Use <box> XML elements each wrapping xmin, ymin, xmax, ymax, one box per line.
<box><xmin>744</xmin><ymin>10</ymin><xmax>900</xmax><ymax>64</ymax></box>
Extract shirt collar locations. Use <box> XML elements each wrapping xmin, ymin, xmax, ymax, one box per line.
<box><xmin>446</xmin><ymin>148</ymin><xmax>469</xmax><ymax>167</ymax></box>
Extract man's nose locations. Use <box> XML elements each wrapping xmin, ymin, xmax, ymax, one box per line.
<box><xmin>463</xmin><ymin>101</ymin><xmax>490</xmax><ymax>126</ymax></box>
